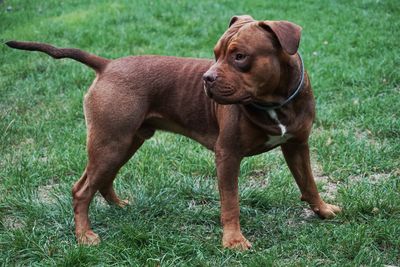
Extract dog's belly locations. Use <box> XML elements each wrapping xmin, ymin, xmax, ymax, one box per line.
<box><xmin>144</xmin><ymin>115</ymin><xmax>218</xmax><ymax>151</ymax></box>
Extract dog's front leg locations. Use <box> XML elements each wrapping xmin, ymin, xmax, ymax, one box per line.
<box><xmin>281</xmin><ymin>142</ymin><xmax>341</xmax><ymax>218</ymax></box>
<box><xmin>215</xmin><ymin>146</ymin><xmax>252</xmax><ymax>250</ymax></box>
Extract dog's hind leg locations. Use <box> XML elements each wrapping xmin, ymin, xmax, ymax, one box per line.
<box><xmin>72</xmin><ymin>132</ymin><xmax>139</xmax><ymax>245</ymax></box>
<box><xmin>72</xmin><ymin>127</ymin><xmax>152</xmax><ymax>245</ymax></box>
<box><xmin>98</xmin><ymin>134</ymin><xmax>147</xmax><ymax>207</ymax></box>
<box><xmin>72</xmin><ymin>83</ymin><xmax>152</xmax><ymax>244</ymax></box>
<box><xmin>97</xmin><ymin>126</ymin><xmax>155</xmax><ymax>207</ymax></box>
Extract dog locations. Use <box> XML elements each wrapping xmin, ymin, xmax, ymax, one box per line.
<box><xmin>6</xmin><ymin>15</ymin><xmax>341</xmax><ymax>250</ymax></box>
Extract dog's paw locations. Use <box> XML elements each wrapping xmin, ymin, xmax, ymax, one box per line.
<box><xmin>222</xmin><ymin>231</ymin><xmax>252</xmax><ymax>250</ymax></box>
<box><xmin>312</xmin><ymin>202</ymin><xmax>342</xmax><ymax>219</ymax></box>
<box><xmin>115</xmin><ymin>198</ymin><xmax>129</xmax><ymax>208</ymax></box>
<box><xmin>77</xmin><ymin>230</ymin><xmax>101</xmax><ymax>245</ymax></box>
<box><xmin>105</xmin><ymin>195</ymin><xmax>129</xmax><ymax>208</ymax></box>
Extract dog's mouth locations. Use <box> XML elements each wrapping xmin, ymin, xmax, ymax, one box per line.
<box><xmin>203</xmin><ymin>83</ymin><xmax>213</xmax><ymax>98</ymax></box>
<box><xmin>203</xmin><ymin>83</ymin><xmax>252</xmax><ymax>104</ymax></box>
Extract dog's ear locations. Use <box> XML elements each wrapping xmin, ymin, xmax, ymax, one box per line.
<box><xmin>229</xmin><ymin>15</ymin><xmax>254</xmax><ymax>27</ymax></box>
<box><xmin>259</xmin><ymin>20</ymin><xmax>302</xmax><ymax>55</ymax></box>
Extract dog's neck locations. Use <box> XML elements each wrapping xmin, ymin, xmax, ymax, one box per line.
<box><xmin>280</xmin><ymin>53</ymin><xmax>303</xmax><ymax>98</ymax></box>
<box><xmin>250</xmin><ymin>53</ymin><xmax>304</xmax><ymax>111</ymax></box>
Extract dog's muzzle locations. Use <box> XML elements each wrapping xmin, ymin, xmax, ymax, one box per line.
<box><xmin>202</xmin><ymin>71</ymin><xmax>218</xmax><ymax>98</ymax></box>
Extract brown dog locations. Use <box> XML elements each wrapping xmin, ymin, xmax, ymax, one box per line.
<box><xmin>6</xmin><ymin>15</ymin><xmax>341</xmax><ymax>250</ymax></box>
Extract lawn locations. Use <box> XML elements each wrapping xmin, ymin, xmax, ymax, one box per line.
<box><xmin>0</xmin><ymin>0</ymin><xmax>399</xmax><ymax>266</ymax></box>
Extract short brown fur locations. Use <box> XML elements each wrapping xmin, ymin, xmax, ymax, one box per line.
<box><xmin>6</xmin><ymin>15</ymin><xmax>340</xmax><ymax>250</ymax></box>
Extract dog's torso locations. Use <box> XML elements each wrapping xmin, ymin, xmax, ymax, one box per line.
<box><xmin>85</xmin><ymin>55</ymin><xmax>314</xmax><ymax>156</ymax></box>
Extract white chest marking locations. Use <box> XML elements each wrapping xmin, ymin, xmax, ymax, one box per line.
<box><xmin>267</xmin><ymin>110</ymin><xmax>287</xmax><ymax>136</ymax></box>
<box><xmin>265</xmin><ymin>110</ymin><xmax>290</xmax><ymax>147</ymax></box>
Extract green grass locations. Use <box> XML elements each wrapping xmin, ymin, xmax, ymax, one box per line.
<box><xmin>1</xmin><ymin>0</ymin><xmax>399</xmax><ymax>266</ymax></box>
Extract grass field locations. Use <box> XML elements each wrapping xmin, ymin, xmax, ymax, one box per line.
<box><xmin>1</xmin><ymin>0</ymin><xmax>399</xmax><ymax>266</ymax></box>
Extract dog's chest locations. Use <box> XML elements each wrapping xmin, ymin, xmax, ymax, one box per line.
<box><xmin>265</xmin><ymin>109</ymin><xmax>292</xmax><ymax>147</ymax></box>
<box><xmin>241</xmin><ymin>107</ymin><xmax>298</xmax><ymax>156</ymax></box>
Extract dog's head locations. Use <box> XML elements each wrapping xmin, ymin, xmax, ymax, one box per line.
<box><xmin>203</xmin><ymin>15</ymin><xmax>302</xmax><ymax>105</ymax></box>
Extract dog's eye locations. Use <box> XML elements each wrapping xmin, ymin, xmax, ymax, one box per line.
<box><xmin>235</xmin><ymin>53</ymin><xmax>246</xmax><ymax>61</ymax></box>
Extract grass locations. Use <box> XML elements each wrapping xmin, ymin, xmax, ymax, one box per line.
<box><xmin>0</xmin><ymin>0</ymin><xmax>399</xmax><ymax>266</ymax></box>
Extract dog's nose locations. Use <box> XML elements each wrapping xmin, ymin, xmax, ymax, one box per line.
<box><xmin>203</xmin><ymin>72</ymin><xmax>218</xmax><ymax>84</ymax></box>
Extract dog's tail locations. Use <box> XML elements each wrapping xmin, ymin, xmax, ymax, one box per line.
<box><xmin>5</xmin><ymin>40</ymin><xmax>109</xmax><ymax>73</ymax></box>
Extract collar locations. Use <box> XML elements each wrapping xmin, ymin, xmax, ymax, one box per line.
<box><xmin>250</xmin><ymin>53</ymin><xmax>305</xmax><ymax>111</ymax></box>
